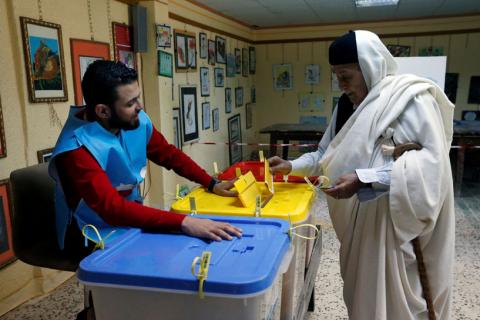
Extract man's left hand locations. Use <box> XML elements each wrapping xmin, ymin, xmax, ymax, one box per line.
<box><xmin>322</xmin><ymin>172</ymin><xmax>365</xmax><ymax>199</ymax></box>
<box><xmin>212</xmin><ymin>180</ymin><xmax>238</xmax><ymax>197</ymax></box>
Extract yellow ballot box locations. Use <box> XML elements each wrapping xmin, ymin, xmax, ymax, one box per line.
<box><xmin>171</xmin><ymin>180</ymin><xmax>316</xmax><ymax>320</ymax></box>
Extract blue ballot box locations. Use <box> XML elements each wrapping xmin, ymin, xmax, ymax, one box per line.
<box><xmin>77</xmin><ymin>216</ymin><xmax>292</xmax><ymax>320</ymax></box>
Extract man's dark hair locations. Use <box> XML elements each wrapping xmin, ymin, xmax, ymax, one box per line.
<box><xmin>81</xmin><ymin>60</ymin><xmax>138</xmax><ymax>118</ymax></box>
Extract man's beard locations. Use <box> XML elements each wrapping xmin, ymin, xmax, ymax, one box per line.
<box><xmin>109</xmin><ymin>107</ymin><xmax>140</xmax><ymax>131</ymax></box>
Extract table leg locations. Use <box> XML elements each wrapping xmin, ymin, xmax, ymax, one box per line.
<box><xmin>455</xmin><ymin>147</ymin><xmax>465</xmax><ymax>196</ymax></box>
<box><xmin>282</xmin><ymin>139</ymin><xmax>289</xmax><ymax>160</ymax></box>
<box><xmin>269</xmin><ymin>134</ymin><xmax>277</xmax><ymax>157</ymax></box>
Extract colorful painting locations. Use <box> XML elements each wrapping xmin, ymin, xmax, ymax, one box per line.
<box><xmin>112</xmin><ymin>22</ymin><xmax>136</xmax><ymax>70</ymax></box>
<box><xmin>273</xmin><ymin>64</ymin><xmax>293</xmax><ymax>90</ymax></box>
<box><xmin>156</xmin><ymin>24</ymin><xmax>171</xmax><ymax>48</ymax></box>
<box><xmin>175</xmin><ymin>33</ymin><xmax>187</xmax><ymax>70</ymax></box>
<box><xmin>187</xmin><ymin>36</ymin><xmax>196</xmax><ymax>69</ymax></box>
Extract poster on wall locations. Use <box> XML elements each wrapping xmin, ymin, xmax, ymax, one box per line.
<box><xmin>179</xmin><ymin>86</ymin><xmax>199</xmax><ymax>143</ymax></box>
<box><xmin>112</xmin><ymin>22</ymin><xmax>136</xmax><ymax>70</ymax></box>
<box><xmin>0</xmin><ymin>96</ymin><xmax>6</xmax><ymax>158</ymax></box>
<box><xmin>273</xmin><ymin>64</ymin><xmax>293</xmax><ymax>91</ymax></box>
<box><xmin>156</xmin><ymin>24</ymin><xmax>172</xmax><ymax>49</ymax></box>
<box><xmin>0</xmin><ymin>179</ymin><xmax>15</xmax><ymax>269</ymax></box>
<box><xmin>20</xmin><ymin>17</ymin><xmax>68</xmax><ymax>103</ymax></box>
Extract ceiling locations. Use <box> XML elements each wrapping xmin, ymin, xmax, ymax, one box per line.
<box><xmin>190</xmin><ymin>0</ymin><xmax>480</xmax><ymax>28</ymax></box>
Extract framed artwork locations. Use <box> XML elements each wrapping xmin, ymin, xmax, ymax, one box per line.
<box><xmin>70</xmin><ymin>39</ymin><xmax>110</xmax><ymax>105</ymax></box>
<box><xmin>305</xmin><ymin>64</ymin><xmax>320</xmax><ymax>85</ymax></box>
<box><xmin>156</xmin><ymin>24</ymin><xmax>171</xmax><ymax>49</ymax></box>
<box><xmin>199</xmin><ymin>32</ymin><xmax>207</xmax><ymax>59</ymax></box>
<box><xmin>158</xmin><ymin>50</ymin><xmax>173</xmax><ymax>78</ymax></box>
<box><xmin>235</xmin><ymin>87</ymin><xmax>244</xmax><ymax>107</ymax></box>
<box><xmin>298</xmin><ymin>92</ymin><xmax>324</xmax><ymax>112</ymax></box>
<box><xmin>200</xmin><ymin>67</ymin><xmax>210</xmax><ymax>97</ymax></box>
<box><xmin>186</xmin><ymin>35</ymin><xmax>197</xmax><ymax>69</ymax></box>
<box><xmin>418</xmin><ymin>46</ymin><xmax>444</xmax><ymax>56</ymax></box>
<box><xmin>173</xmin><ymin>108</ymin><xmax>182</xmax><ymax>149</ymax></box>
<box><xmin>112</xmin><ymin>22</ymin><xmax>136</xmax><ymax>70</ymax></box>
<box><xmin>445</xmin><ymin>73</ymin><xmax>458</xmax><ymax>103</ymax></box>
<box><xmin>246</xmin><ymin>103</ymin><xmax>253</xmax><ymax>129</ymax></box>
<box><xmin>273</xmin><ymin>64</ymin><xmax>293</xmax><ymax>90</ymax></box>
<box><xmin>225</xmin><ymin>87</ymin><xmax>232</xmax><ymax>114</ymax></box>
<box><xmin>212</xmin><ymin>108</ymin><xmax>219</xmax><ymax>132</ymax></box>
<box><xmin>226</xmin><ymin>54</ymin><xmax>235</xmax><ymax>78</ymax></box>
<box><xmin>202</xmin><ymin>102</ymin><xmax>211</xmax><ymax>130</ymax></box>
<box><xmin>208</xmin><ymin>40</ymin><xmax>216</xmax><ymax>66</ymax></box>
<box><xmin>228</xmin><ymin>114</ymin><xmax>242</xmax><ymax>165</ymax></box>
<box><xmin>249</xmin><ymin>47</ymin><xmax>256</xmax><ymax>74</ymax></box>
<box><xmin>0</xmin><ymin>96</ymin><xmax>6</xmax><ymax>158</ymax></box>
<box><xmin>251</xmin><ymin>86</ymin><xmax>256</xmax><ymax>103</ymax></box>
<box><xmin>468</xmin><ymin>76</ymin><xmax>480</xmax><ymax>104</ymax></box>
<box><xmin>242</xmin><ymin>48</ymin><xmax>249</xmax><ymax>77</ymax></box>
<box><xmin>214</xmin><ymin>68</ymin><xmax>225</xmax><ymax>87</ymax></box>
<box><xmin>215</xmin><ymin>36</ymin><xmax>226</xmax><ymax>64</ymax></box>
<box><xmin>174</xmin><ymin>32</ymin><xmax>187</xmax><ymax>70</ymax></box>
<box><xmin>20</xmin><ymin>17</ymin><xmax>68</xmax><ymax>103</ymax></box>
<box><xmin>234</xmin><ymin>48</ymin><xmax>241</xmax><ymax>74</ymax></box>
<box><xmin>179</xmin><ymin>86</ymin><xmax>199</xmax><ymax>143</ymax></box>
<box><xmin>37</xmin><ymin>147</ymin><xmax>54</xmax><ymax>163</ymax></box>
<box><xmin>0</xmin><ymin>179</ymin><xmax>15</xmax><ymax>269</ymax></box>
<box><xmin>386</xmin><ymin>44</ymin><xmax>410</xmax><ymax>57</ymax></box>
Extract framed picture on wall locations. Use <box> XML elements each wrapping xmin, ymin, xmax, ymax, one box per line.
<box><xmin>226</xmin><ymin>54</ymin><xmax>235</xmax><ymax>78</ymax></box>
<box><xmin>20</xmin><ymin>17</ymin><xmax>68</xmax><ymax>103</ymax></box>
<box><xmin>173</xmin><ymin>108</ymin><xmax>182</xmax><ymax>150</ymax></box>
<box><xmin>70</xmin><ymin>39</ymin><xmax>110</xmax><ymax>105</ymax></box>
<box><xmin>0</xmin><ymin>179</ymin><xmax>15</xmax><ymax>269</ymax></box>
<box><xmin>235</xmin><ymin>87</ymin><xmax>243</xmax><ymax>107</ymax></box>
<box><xmin>174</xmin><ymin>32</ymin><xmax>188</xmax><ymax>70</ymax></box>
<box><xmin>37</xmin><ymin>147</ymin><xmax>54</xmax><ymax>163</ymax></box>
<box><xmin>202</xmin><ymin>102</ymin><xmax>211</xmax><ymax>130</ymax></box>
<box><xmin>179</xmin><ymin>86</ymin><xmax>199</xmax><ymax>143</ymax></box>
<box><xmin>212</xmin><ymin>108</ymin><xmax>219</xmax><ymax>132</ymax></box>
<box><xmin>242</xmin><ymin>48</ymin><xmax>249</xmax><ymax>77</ymax></box>
<box><xmin>273</xmin><ymin>64</ymin><xmax>293</xmax><ymax>90</ymax></box>
<box><xmin>228</xmin><ymin>114</ymin><xmax>242</xmax><ymax>165</ymax></box>
<box><xmin>156</xmin><ymin>24</ymin><xmax>172</xmax><ymax>49</ymax></box>
<box><xmin>200</xmin><ymin>67</ymin><xmax>210</xmax><ymax>97</ymax></box>
<box><xmin>199</xmin><ymin>32</ymin><xmax>207</xmax><ymax>59</ymax></box>
<box><xmin>249</xmin><ymin>46</ymin><xmax>256</xmax><ymax>74</ymax></box>
<box><xmin>215</xmin><ymin>36</ymin><xmax>226</xmax><ymax>64</ymax></box>
<box><xmin>225</xmin><ymin>87</ymin><xmax>232</xmax><ymax>114</ymax></box>
<box><xmin>246</xmin><ymin>103</ymin><xmax>253</xmax><ymax>129</ymax></box>
<box><xmin>186</xmin><ymin>35</ymin><xmax>197</xmax><ymax>69</ymax></box>
<box><xmin>158</xmin><ymin>50</ymin><xmax>173</xmax><ymax>78</ymax></box>
<box><xmin>112</xmin><ymin>22</ymin><xmax>136</xmax><ymax>69</ymax></box>
<box><xmin>234</xmin><ymin>48</ymin><xmax>241</xmax><ymax>74</ymax></box>
<box><xmin>214</xmin><ymin>68</ymin><xmax>224</xmax><ymax>87</ymax></box>
<box><xmin>305</xmin><ymin>64</ymin><xmax>320</xmax><ymax>85</ymax></box>
<box><xmin>0</xmin><ymin>96</ymin><xmax>6</xmax><ymax>158</ymax></box>
<box><xmin>208</xmin><ymin>39</ymin><xmax>216</xmax><ymax>66</ymax></box>
<box><xmin>251</xmin><ymin>85</ymin><xmax>256</xmax><ymax>103</ymax></box>
<box><xmin>386</xmin><ymin>44</ymin><xmax>410</xmax><ymax>57</ymax></box>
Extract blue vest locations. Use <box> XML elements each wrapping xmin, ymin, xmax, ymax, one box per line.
<box><xmin>49</xmin><ymin>106</ymin><xmax>153</xmax><ymax>249</ymax></box>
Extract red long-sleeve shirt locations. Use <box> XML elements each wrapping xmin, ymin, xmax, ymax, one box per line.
<box><xmin>55</xmin><ymin>126</ymin><xmax>213</xmax><ymax>231</ymax></box>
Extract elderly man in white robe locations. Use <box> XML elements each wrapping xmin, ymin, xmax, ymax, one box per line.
<box><xmin>269</xmin><ymin>30</ymin><xmax>454</xmax><ymax>320</ymax></box>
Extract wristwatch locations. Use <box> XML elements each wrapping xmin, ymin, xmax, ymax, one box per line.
<box><xmin>207</xmin><ymin>178</ymin><xmax>220</xmax><ymax>192</ymax></box>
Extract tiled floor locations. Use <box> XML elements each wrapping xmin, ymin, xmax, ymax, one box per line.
<box><xmin>1</xmin><ymin>182</ymin><xmax>479</xmax><ymax>320</ymax></box>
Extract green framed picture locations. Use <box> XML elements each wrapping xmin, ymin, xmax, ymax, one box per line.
<box><xmin>158</xmin><ymin>50</ymin><xmax>173</xmax><ymax>78</ymax></box>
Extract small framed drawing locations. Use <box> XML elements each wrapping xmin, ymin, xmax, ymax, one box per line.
<box><xmin>0</xmin><ymin>96</ymin><xmax>6</xmax><ymax>158</ymax></box>
<box><xmin>208</xmin><ymin>40</ymin><xmax>216</xmax><ymax>66</ymax></box>
<box><xmin>156</xmin><ymin>24</ymin><xmax>172</xmax><ymax>49</ymax></box>
<box><xmin>242</xmin><ymin>48</ymin><xmax>249</xmax><ymax>77</ymax></box>
<box><xmin>20</xmin><ymin>17</ymin><xmax>68</xmax><ymax>103</ymax></box>
<box><xmin>251</xmin><ymin>86</ymin><xmax>256</xmax><ymax>103</ymax></box>
<box><xmin>202</xmin><ymin>102</ymin><xmax>211</xmax><ymax>130</ymax></box>
<box><xmin>273</xmin><ymin>64</ymin><xmax>293</xmax><ymax>91</ymax></box>
<box><xmin>112</xmin><ymin>22</ymin><xmax>136</xmax><ymax>70</ymax></box>
<box><xmin>246</xmin><ymin>103</ymin><xmax>253</xmax><ymax>129</ymax></box>
<box><xmin>234</xmin><ymin>48</ymin><xmax>241</xmax><ymax>74</ymax></box>
<box><xmin>386</xmin><ymin>44</ymin><xmax>410</xmax><ymax>57</ymax></box>
<box><xmin>228</xmin><ymin>114</ymin><xmax>242</xmax><ymax>165</ymax></box>
<box><xmin>215</xmin><ymin>36</ymin><xmax>226</xmax><ymax>64</ymax></box>
<box><xmin>200</xmin><ymin>67</ymin><xmax>210</xmax><ymax>97</ymax></box>
<box><xmin>173</xmin><ymin>108</ymin><xmax>182</xmax><ymax>149</ymax></box>
<box><xmin>179</xmin><ymin>86</ymin><xmax>199</xmax><ymax>143</ymax></box>
<box><xmin>186</xmin><ymin>35</ymin><xmax>197</xmax><ymax>69</ymax></box>
<box><xmin>37</xmin><ymin>147</ymin><xmax>54</xmax><ymax>163</ymax></box>
<box><xmin>249</xmin><ymin>47</ymin><xmax>256</xmax><ymax>74</ymax></box>
<box><xmin>70</xmin><ymin>39</ymin><xmax>110</xmax><ymax>105</ymax></box>
<box><xmin>199</xmin><ymin>32</ymin><xmax>207</xmax><ymax>59</ymax></box>
<box><xmin>212</xmin><ymin>108</ymin><xmax>219</xmax><ymax>132</ymax></box>
<box><xmin>235</xmin><ymin>87</ymin><xmax>244</xmax><ymax>107</ymax></box>
<box><xmin>305</xmin><ymin>64</ymin><xmax>320</xmax><ymax>85</ymax></box>
<box><xmin>158</xmin><ymin>50</ymin><xmax>173</xmax><ymax>78</ymax></box>
<box><xmin>226</xmin><ymin>54</ymin><xmax>235</xmax><ymax>78</ymax></box>
<box><xmin>174</xmin><ymin>32</ymin><xmax>187</xmax><ymax>71</ymax></box>
<box><xmin>214</xmin><ymin>68</ymin><xmax>225</xmax><ymax>87</ymax></box>
<box><xmin>225</xmin><ymin>88</ymin><xmax>232</xmax><ymax>114</ymax></box>
<box><xmin>0</xmin><ymin>179</ymin><xmax>15</xmax><ymax>268</ymax></box>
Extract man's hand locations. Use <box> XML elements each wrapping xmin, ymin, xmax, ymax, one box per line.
<box><xmin>268</xmin><ymin>156</ymin><xmax>292</xmax><ymax>175</ymax></box>
<box><xmin>212</xmin><ymin>180</ymin><xmax>238</xmax><ymax>197</ymax></box>
<box><xmin>322</xmin><ymin>172</ymin><xmax>366</xmax><ymax>199</ymax></box>
<box><xmin>181</xmin><ymin>216</ymin><xmax>243</xmax><ymax>241</ymax></box>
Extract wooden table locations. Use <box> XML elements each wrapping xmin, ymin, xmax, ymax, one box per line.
<box><xmin>259</xmin><ymin>123</ymin><xmax>327</xmax><ymax>159</ymax></box>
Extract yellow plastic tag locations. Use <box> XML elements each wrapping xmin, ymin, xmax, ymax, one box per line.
<box><xmin>189</xmin><ymin>197</ymin><xmax>197</xmax><ymax>215</ymax></box>
<box><xmin>213</xmin><ymin>162</ymin><xmax>219</xmax><ymax>175</ymax></box>
<box><xmin>191</xmin><ymin>251</ymin><xmax>212</xmax><ymax>299</ymax></box>
<box><xmin>264</xmin><ymin>160</ymin><xmax>274</xmax><ymax>194</ymax></box>
<box><xmin>234</xmin><ymin>171</ymin><xmax>261</xmax><ymax>208</ymax></box>
<box><xmin>235</xmin><ymin>167</ymin><xmax>242</xmax><ymax>177</ymax></box>
<box><xmin>259</xmin><ymin>150</ymin><xmax>264</xmax><ymax>162</ymax></box>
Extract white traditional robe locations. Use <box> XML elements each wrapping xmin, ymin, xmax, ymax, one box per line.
<box><xmin>319</xmin><ymin>31</ymin><xmax>455</xmax><ymax>319</ymax></box>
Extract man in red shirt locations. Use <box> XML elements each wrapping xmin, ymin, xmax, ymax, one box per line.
<box><xmin>50</xmin><ymin>61</ymin><xmax>241</xmax><ymax>252</ymax></box>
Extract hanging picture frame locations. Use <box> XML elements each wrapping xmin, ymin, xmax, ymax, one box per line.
<box><xmin>234</xmin><ymin>48</ymin><xmax>241</xmax><ymax>74</ymax></box>
<box><xmin>202</xmin><ymin>102</ymin><xmax>211</xmax><ymax>130</ymax></box>
<box><xmin>173</xmin><ymin>108</ymin><xmax>182</xmax><ymax>150</ymax></box>
<box><xmin>228</xmin><ymin>114</ymin><xmax>242</xmax><ymax>165</ymax></box>
<box><xmin>174</xmin><ymin>32</ymin><xmax>188</xmax><ymax>70</ymax></box>
<box><xmin>70</xmin><ymin>39</ymin><xmax>110</xmax><ymax>105</ymax></box>
<box><xmin>200</xmin><ymin>67</ymin><xmax>210</xmax><ymax>97</ymax></box>
<box><xmin>242</xmin><ymin>48</ymin><xmax>249</xmax><ymax>77</ymax></box>
<box><xmin>246</xmin><ymin>103</ymin><xmax>253</xmax><ymax>129</ymax></box>
<box><xmin>179</xmin><ymin>86</ymin><xmax>199</xmax><ymax>143</ymax></box>
<box><xmin>235</xmin><ymin>87</ymin><xmax>244</xmax><ymax>107</ymax></box>
<box><xmin>112</xmin><ymin>22</ymin><xmax>136</xmax><ymax>70</ymax></box>
<box><xmin>214</xmin><ymin>68</ymin><xmax>225</xmax><ymax>87</ymax></box>
<box><xmin>156</xmin><ymin>24</ymin><xmax>172</xmax><ymax>49</ymax></box>
<box><xmin>0</xmin><ymin>96</ymin><xmax>6</xmax><ymax>158</ymax></box>
<box><xmin>226</xmin><ymin>54</ymin><xmax>235</xmax><ymax>78</ymax></box>
<box><xmin>186</xmin><ymin>35</ymin><xmax>197</xmax><ymax>69</ymax></box>
<box><xmin>251</xmin><ymin>86</ymin><xmax>256</xmax><ymax>103</ymax></box>
<box><xmin>0</xmin><ymin>179</ymin><xmax>15</xmax><ymax>268</ymax></box>
<box><xmin>199</xmin><ymin>32</ymin><xmax>207</xmax><ymax>59</ymax></box>
<box><xmin>249</xmin><ymin>46</ymin><xmax>256</xmax><ymax>74</ymax></box>
<box><xmin>215</xmin><ymin>36</ymin><xmax>226</xmax><ymax>64</ymax></box>
<box><xmin>37</xmin><ymin>147</ymin><xmax>54</xmax><ymax>163</ymax></box>
<box><xmin>208</xmin><ymin>39</ymin><xmax>216</xmax><ymax>66</ymax></box>
<box><xmin>158</xmin><ymin>50</ymin><xmax>173</xmax><ymax>78</ymax></box>
<box><xmin>20</xmin><ymin>17</ymin><xmax>68</xmax><ymax>103</ymax></box>
<box><xmin>386</xmin><ymin>44</ymin><xmax>410</xmax><ymax>57</ymax></box>
<box><xmin>273</xmin><ymin>64</ymin><xmax>293</xmax><ymax>90</ymax></box>
<box><xmin>212</xmin><ymin>108</ymin><xmax>219</xmax><ymax>132</ymax></box>
<box><xmin>225</xmin><ymin>87</ymin><xmax>232</xmax><ymax>114</ymax></box>
<box><xmin>304</xmin><ymin>64</ymin><xmax>320</xmax><ymax>85</ymax></box>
